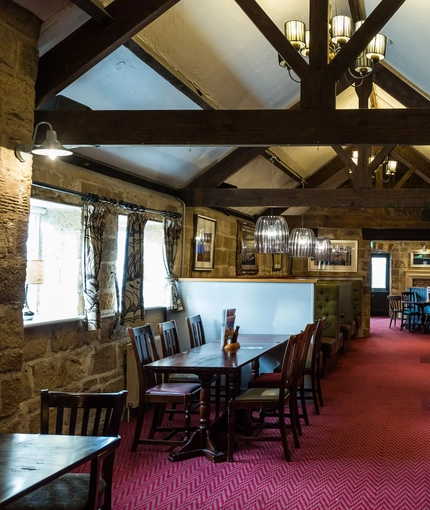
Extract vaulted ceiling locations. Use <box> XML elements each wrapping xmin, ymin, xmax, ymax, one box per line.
<box><xmin>12</xmin><ymin>0</ymin><xmax>430</xmax><ymax>219</ymax></box>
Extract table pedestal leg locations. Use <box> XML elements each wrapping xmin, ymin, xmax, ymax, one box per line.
<box><xmin>168</xmin><ymin>373</ymin><xmax>226</xmax><ymax>463</ymax></box>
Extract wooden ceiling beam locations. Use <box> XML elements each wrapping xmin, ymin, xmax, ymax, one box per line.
<box><xmin>180</xmin><ymin>188</ymin><xmax>430</xmax><ymax>209</ymax></box>
<box><xmin>373</xmin><ymin>64</ymin><xmax>430</xmax><ymax>108</ymax></box>
<box><xmin>35</xmin><ymin>109</ymin><xmax>430</xmax><ymax>146</ymax></box>
<box><xmin>35</xmin><ymin>0</ymin><xmax>180</xmax><ymax>108</ymax></box>
<box><xmin>70</xmin><ymin>0</ymin><xmax>113</xmax><ymax>27</ymax></box>
<box><xmin>188</xmin><ymin>147</ymin><xmax>267</xmax><ymax>189</ymax></box>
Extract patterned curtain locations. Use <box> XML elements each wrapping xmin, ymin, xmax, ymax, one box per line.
<box><xmin>121</xmin><ymin>213</ymin><xmax>148</xmax><ymax>325</ymax></box>
<box><xmin>163</xmin><ymin>216</ymin><xmax>184</xmax><ymax>312</ymax></box>
<box><xmin>83</xmin><ymin>203</ymin><xmax>111</xmax><ymax>330</ymax></box>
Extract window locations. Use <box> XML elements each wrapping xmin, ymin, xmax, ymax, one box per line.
<box><xmin>116</xmin><ymin>216</ymin><xmax>167</xmax><ymax>309</ymax></box>
<box><xmin>26</xmin><ymin>198</ymin><xmax>83</xmax><ymax>320</ymax></box>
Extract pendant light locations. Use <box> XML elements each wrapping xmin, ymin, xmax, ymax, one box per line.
<box><xmin>289</xmin><ymin>227</ymin><xmax>316</xmax><ymax>258</ymax></box>
<box><xmin>313</xmin><ymin>237</ymin><xmax>332</xmax><ymax>262</ymax></box>
<box><xmin>254</xmin><ymin>215</ymin><xmax>289</xmax><ymax>253</ymax></box>
<box><xmin>254</xmin><ymin>155</ymin><xmax>289</xmax><ymax>254</ymax></box>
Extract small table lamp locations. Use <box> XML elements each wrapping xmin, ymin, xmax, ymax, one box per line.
<box><xmin>23</xmin><ymin>260</ymin><xmax>44</xmax><ymax>320</ymax></box>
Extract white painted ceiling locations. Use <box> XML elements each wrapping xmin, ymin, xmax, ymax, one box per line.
<box><xmin>12</xmin><ymin>0</ymin><xmax>430</xmax><ymax>216</ymax></box>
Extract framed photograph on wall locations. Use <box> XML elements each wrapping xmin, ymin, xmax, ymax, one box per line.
<box><xmin>308</xmin><ymin>240</ymin><xmax>358</xmax><ymax>273</ymax></box>
<box><xmin>193</xmin><ymin>214</ymin><xmax>217</xmax><ymax>271</ymax></box>
<box><xmin>236</xmin><ymin>220</ymin><xmax>258</xmax><ymax>275</ymax></box>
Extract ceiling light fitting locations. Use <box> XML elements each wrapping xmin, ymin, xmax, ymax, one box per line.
<box><xmin>313</xmin><ymin>237</ymin><xmax>333</xmax><ymax>262</ymax></box>
<box><xmin>289</xmin><ymin>227</ymin><xmax>316</xmax><ymax>258</ymax></box>
<box><xmin>280</xmin><ymin>3</ymin><xmax>386</xmax><ymax>86</ymax></box>
<box><xmin>15</xmin><ymin>121</ymin><xmax>72</xmax><ymax>162</ymax></box>
<box><xmin>254</xmin><ymin>215</ymin><xmax>289</xmax><ymax>254</ymax></box>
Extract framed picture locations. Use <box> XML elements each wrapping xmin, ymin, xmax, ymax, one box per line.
<box><xmin>193</xmin><ymin>214</ymin><xmax>216</xmax><ymax>271</ymax></box>
<box><xmin>272</xmin><ymin>253</ymin><xmax>282</xmax><ymax>271</ymax></box>
<box><xmin>236</xmin><ymin>220</ymin><xmax>258</xmax><ymax>275</ymax></box>
<box><xmin>308</xmin><ymin>240</ymin><xmax>358</xmax><ymax>273</ymax></box>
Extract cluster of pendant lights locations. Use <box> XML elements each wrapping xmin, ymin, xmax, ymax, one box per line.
<box><xmin>283</xmin><ymin>6</ymin><xmax>387</xmax><ymax>80</ymax></box>
<box><xmin>254</xmin><ymin>216</ymin><xmax>332</xmax><ymax>262</ymax></box>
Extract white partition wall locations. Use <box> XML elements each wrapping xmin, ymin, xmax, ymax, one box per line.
<box><xmin>167</xmin><ymin>279</ymin><xmax>316</xmax><ymax>385</ymax></box>
<box><xmin>168</xmin><ymin>279</ymin><xmax>316</xmax><ymax>347</ymax></box>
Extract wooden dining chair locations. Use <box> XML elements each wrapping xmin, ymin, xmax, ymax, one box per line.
<box><xmin>128</xmin><ymin>324</ymin><xmax>200</xmax><ymax>452</ymax></box>
<box><xmin>387</xmin><ymin>295</ymin><xmax>402</xmax><ymax>328</ymax></box>
<box><xmin>247</xmin><ymin>322</ymin><xmax>316</xmax><ymax>448</ymax></box>
<box><xmin>7</xmin><ymin>389</ymin><xmax>127</xmax><ymax>510</ymax></box>
<box><xmin>304</xmin><ymin>317</ymin><xmax>326</xmax><ymax>415</ymax></box>
<box><xmin>186</xmin><ymin>314</ymin><xmax>223</xmax><ymax>417</ymax></box>
<box><xmin>227</xmin><ymin>332</ymin><xmax>302</xmax><ymax>462</ymax></box>
<box><xmin>400</xmin><ymin>291</ymin><xmax>420</xmax><ymax>331</ymax></box>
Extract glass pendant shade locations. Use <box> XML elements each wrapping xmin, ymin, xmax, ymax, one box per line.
<box><xmin>289</xmin><ymin>227</ymin><xmax>316</xmax><ymax>258</ymax></box>
<box><xmin>366</xmin><ymin>33</ymin><xmax>387</xmax><ymax>62</ymax></box>
<box><xmin>254</xmin><ymin>216</ymin><xmax>289</xmax><ymax>254</ymax></box>
<box><xmin>313</xmin><ymin>237</ymin><xmax>332</xmax><ymax>262</ymax></box>
<box><xmin>285</xmin><ymin>20</ymin><xmax>306</xmax><ymax>50</ymax></box>
<box><xmin>331</xmin><ymin>15</ymin><xmax>352</xmax><ymax>45</ymax></box>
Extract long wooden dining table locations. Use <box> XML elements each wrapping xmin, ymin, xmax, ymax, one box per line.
<box><xmin>0</xmin><ymin>433</ymin><xmax>120</xmax><ymax>508</ymax></box>
<box><xmin>145</xmin><ymin>333</ymin><xmax>290</xmax><ymax>463</ymax></box>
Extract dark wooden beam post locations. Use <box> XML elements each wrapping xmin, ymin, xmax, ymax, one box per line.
<box><xmin>301</xmin><ymin>0</ymin><xmax>336</xmax><ymax>109</ymax></box>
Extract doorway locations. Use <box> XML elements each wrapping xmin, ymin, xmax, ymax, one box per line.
<box><xmin>370</xmin><ymin>252</ymin><xmax>391</xmax><ymax>316</ymax></box>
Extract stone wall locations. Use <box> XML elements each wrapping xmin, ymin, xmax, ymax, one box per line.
<box><xmin>0</xmin><ymin>0</ymin><xmax>40</xmax><ymax>431</ymax></box>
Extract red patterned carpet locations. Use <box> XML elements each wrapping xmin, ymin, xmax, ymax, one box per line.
<box><xmin>110</xmin><ymin>318</ymin><xmax>430</xmax><ymax>509</ymax></box>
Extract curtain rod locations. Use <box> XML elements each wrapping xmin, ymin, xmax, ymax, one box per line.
<box><xmin>32</xmin><ymin>181</ymin><xmax>182</xmax><ymax>219</ymax></box>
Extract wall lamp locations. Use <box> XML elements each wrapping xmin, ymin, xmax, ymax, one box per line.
<box><xmin>15</xmin><ymin>121</ymin><xmax>72</xmax><ymax>162</ymax></box>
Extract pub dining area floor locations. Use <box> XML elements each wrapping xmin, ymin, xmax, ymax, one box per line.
<box><xmin>104</xmin><ymin>317</ymin><xmax>430</xmax><ymax>509</ymax></box>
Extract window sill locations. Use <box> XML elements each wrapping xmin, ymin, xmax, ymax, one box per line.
<box><xmin>23</xmin><ymin>315</ymin><xmax>85</xmax><ymax>328</ymax></box>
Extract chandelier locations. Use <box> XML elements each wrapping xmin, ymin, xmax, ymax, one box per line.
<box><xmin>281</xmin><ymin>3</ymin><xmax>387</xmax><ymax>82</ymax></box>
<box><xmin>368</xmin><ymin>148</ymin><xmax>398</xmax><ymax>183</ymax></box>
<box><xmin>254</xmin><ymin>216</ymin><xmax>289</xmax><ymax>254</ymax></box>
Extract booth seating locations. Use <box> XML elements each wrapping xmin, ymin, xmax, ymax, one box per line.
<box><xmin>319</xmin><ymin>279</ymin><xmax>363</xmax><ymax>342</ymax></box>
<box><xmin>323</xmin><ymin>281</ymin><xmax>357</xmax><ymax>353</ymax></box>
<box><xmin>314</xmin><ymin>283</ymin><xmax>343</xmax><ymax>376</ymax></box>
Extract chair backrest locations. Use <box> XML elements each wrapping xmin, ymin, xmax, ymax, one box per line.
<box><xmin>311</xmin><ymin>316</ymin><xmax>326</xmax><ymax>367</ymax></box>
<box><xmin>128</xmin><ymin>324</ymin><xmax>162</xmax><ymax>393</ymax></box>
<box><xmin>280</xmin><ymin>332</ymin><xmax>302</xmax><ymax>390</ymax></box>
<box><xmin>40</xmin><ymin>389</ymin><xmax>127</xmax><ymax>436</ymax></box>
<box><xmin>158</xmin><ymin>320</ymin><xmax>181</xmax><ymax>357</ymax></box>
<box><xmin>296</xmin><ymin>321</ymin><xmax>317</xmax><ymax>382</ymax></box>
<box><xmin>401</xmin><ymin>291</ymin><xmax>417</xmax><ymax>312</ymax></box>
<box><xmin>387</xmin><ymin>295</ymin><xmax>402</xmax><ymax>314</ymax></box>
<box><xmin>186</xmin><ymin>314</ymin><xmax>206</xmax><ymax>348</ymax></box>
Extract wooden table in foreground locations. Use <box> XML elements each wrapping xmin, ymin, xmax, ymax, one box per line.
<box><xmin>0</xmin><ymin>433</ymin><xmax>120</xmax><ymax>508</ymax></box>
<box><xmin>145</xmin><ymin>333</ymin><xmax>290</xmax><ymax>463</ymax></box>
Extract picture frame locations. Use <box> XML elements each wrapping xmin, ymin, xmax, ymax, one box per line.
<box><xmin>193</xmin><ymin>214</ymin><xmax>217</xmax><ymax>271</ymax></box>
<box><xmin>272</xmin><ymin>253</ymin><xmax>282</xmax><ymax>271</ymax></box>
<box><xmin>308</xmin><ymin>240</ymin><xmax>358</xmax><ymax>273</ymax></box>
<box><xmin>410</xmin><ymin>251</ymin><xmax>430</xmax><ymax>268</ymax></box>
<box><xmin>236</xmin><ymin>220</ymin><xmax>258</xmax><ymax>275</ymax></box>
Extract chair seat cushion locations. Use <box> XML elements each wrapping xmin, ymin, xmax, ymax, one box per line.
<box><xmin>6</xmin><ymin>473</ymin><xmax>106</xmax><ymax>510</ymax></box>
<box><xmin>252</xmin><ymin>373</ymin><xmax>281</xmax><ymax>385</ymax></box>
<box><xmin>146</xmin><ymin>382</ymin><xmax>200</xmax><ymax>396</ymax></box>
<box><xmin>236</xmin><ymin>387</ymin><xmax>288</xmax><ymax>402</ymax></box>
